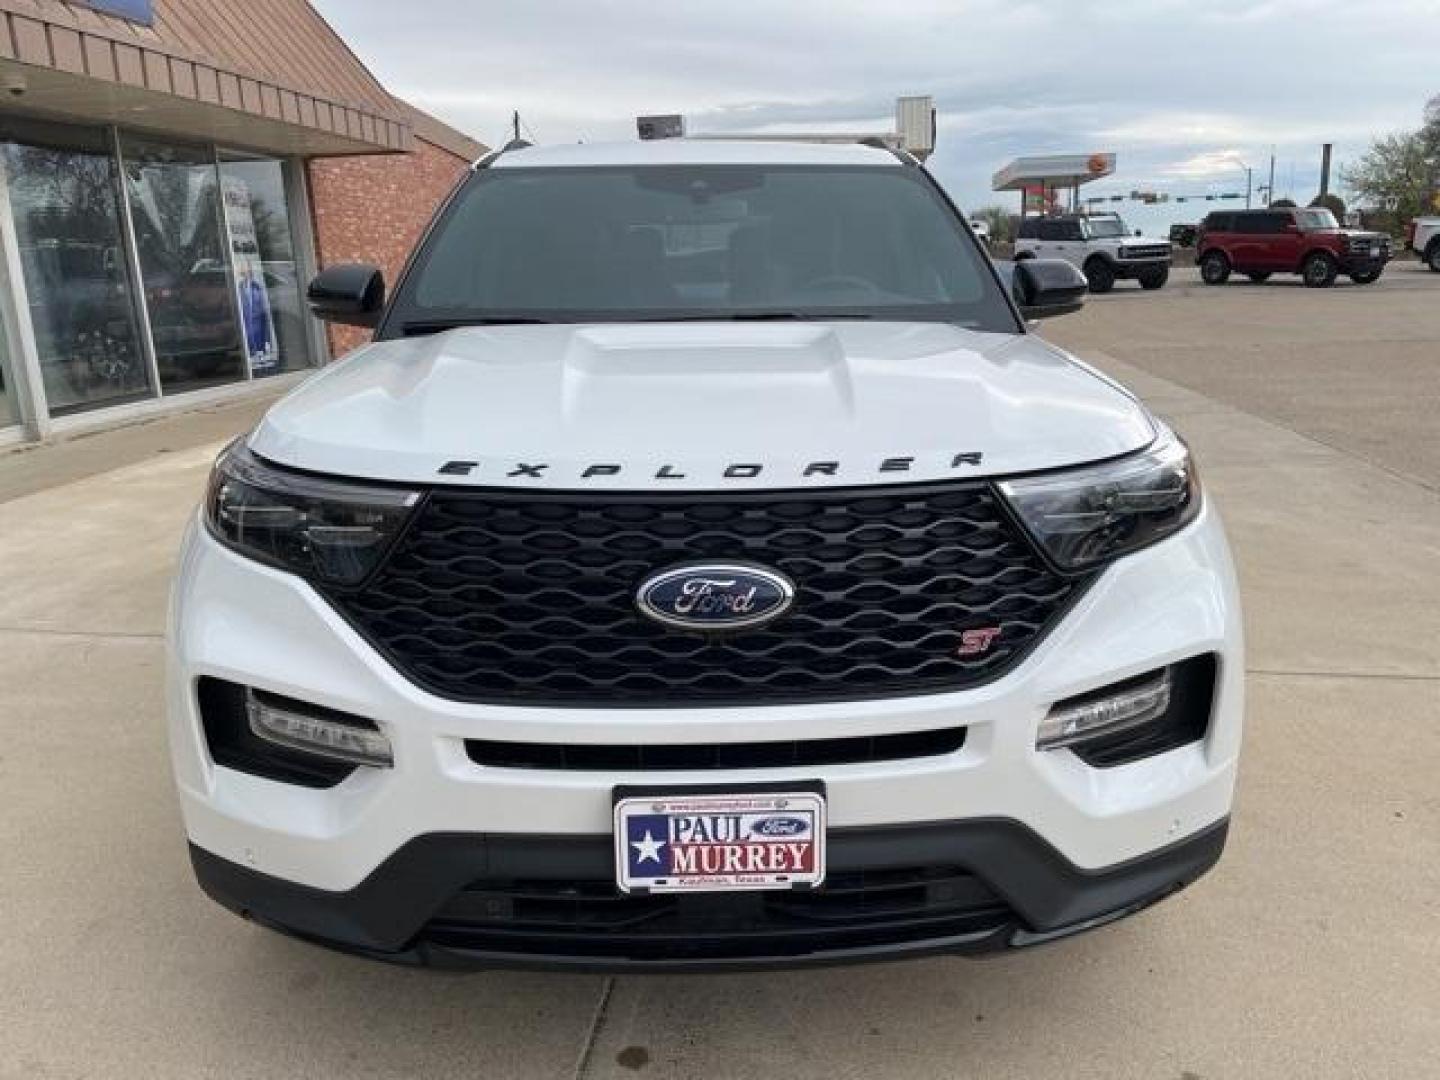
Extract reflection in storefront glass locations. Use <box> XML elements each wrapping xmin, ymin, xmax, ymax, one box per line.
<box><xmin>0</xmin><ymin>312</ymin><xmax>14</xmax><ymax>427</ymax></box>
<box><xmin>0</xmin><ymin>308</ymin><xmax>13</xmax><ymax>426</ymax></box>
<box><xmin>0</xmin><ymin>122</ymin><xmax>150</xmax><ymax>415</ymax></box>
<box><xmin>219</xmin><ymin>156</ymin><xmax>313</xmax><ymax>376</ymax></box>
<box><xmin>121</xmin><ymin>136</ymin><xmax>245</xmax><ymax>395</ymax></box>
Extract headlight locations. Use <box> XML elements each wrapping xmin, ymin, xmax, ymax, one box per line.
<box><xmin>998</xmin><ymin>427</ymin><xmax>1200</xmax><ymax>571</ymax></box>
<box><xmin>205</xmin><ymin>441</ymin><xmax>419</xmax><ymax>586</ymax></box>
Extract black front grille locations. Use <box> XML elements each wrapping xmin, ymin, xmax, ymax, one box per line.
<box><xmin>422</xmin><ymin>865</ymin><xmax>1014</xmax><ymax>961</ymax></box>
<box><xmin>466</xmin><ymin>725</ymin><xmax>966</xmax><ymax>771</ymax></box>
<box><xmin>324</xmin><ymin>482</ymin><xmax>1086</xmax><ymax>706</ymax></box>
<box><xmin>1121</xmin><ymin>245</ymin><xmax>1171</xmax><ymax>260</ymax></box>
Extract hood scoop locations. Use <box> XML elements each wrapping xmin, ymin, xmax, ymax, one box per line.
<box><xmin>561</xmin><ymin>324</ymin><xmax>856</xmax><ymax>423</ymax></box>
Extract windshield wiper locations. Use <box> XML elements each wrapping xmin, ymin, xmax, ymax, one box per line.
<box><xmin>633</xmin><ymin>311</ymin><xmax>876</xmax><ymax>322</ymax></box>
<box><xmin>401</xmin><ymin>311</ymin><xmax>882</xmax><ymax>333</ymax></box>
<box><xmin>401</xmin><ymin>316</ymin><xmax>560</xmax><ymax>335</ymax></box>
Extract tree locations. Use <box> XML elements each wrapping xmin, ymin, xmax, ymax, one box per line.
<box><xmin>1341</xmin><ymin>95</ymin><xmax>1440</xmax><ymax>228</ymax></box>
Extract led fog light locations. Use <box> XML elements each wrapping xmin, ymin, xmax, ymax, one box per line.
<box><xmin>246</xmin><ymin>690</ymin><xmax>393</xmax><ymax>768</ymax></box>
<box><xmin>1037</xmin><ymin>669</ymin><xmax>1172</xmax><ymax>751</ymax></box>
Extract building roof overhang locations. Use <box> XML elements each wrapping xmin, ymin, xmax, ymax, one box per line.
<box><xmin>0</xmin><ymin>3</ymin><xmax>410</xmax><ymax>156</ymax></box>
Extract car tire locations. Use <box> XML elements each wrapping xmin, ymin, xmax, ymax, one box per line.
<box><xmin>1200</xmin><ymin>251</ymin><xmax>1231</xmax><ymax>285</ymax></box>
<box><xmin>1137</xmin><ymin>265</ymin><xmax>1169</xmax><ymax>290</ymax></box>
<box><xmin>1302</xmin><ymin>252</ymin><xmax>1338</xmax><ymax>288</ymax></box>
<box><xmin>1084</xmin><ymin>258</ymin><xmax>1116</xmax><ymax>294</ymax></box>
<box><xmin>1245</xmin><ymin>272</ymin><xmax>1272</xmax><ymax>283</ymax></box>
<box><xmin>1349</xmin><ymin>269</ymin><xmax>1381</xmax><ymax>285</ymax></box>
<box><xmin>1426</xmin><ymin>242</ymin><xmax>1440</xmax><ymax>273</ymax></box>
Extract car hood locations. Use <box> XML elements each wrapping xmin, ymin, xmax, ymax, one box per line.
<box><xmin>249</xmin><ymin>322</ymin><xmax>1156</xmax><ymax>490</ymax></box>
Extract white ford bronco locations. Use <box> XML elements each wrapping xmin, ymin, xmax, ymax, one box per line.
<box><xmin>1015</xmin><ymin>211</ymin><xmax>1173</xmax><ymax>293</ymax></box>
<box><xmin>1409</xmin><ymin>216</ymin><xmax>1440</xmax><ymax>271</ymax></box>
<box><xmin>169</xmin><ymin>139</ymin><xmax>1242</xmax><ymax>971</ymax></box>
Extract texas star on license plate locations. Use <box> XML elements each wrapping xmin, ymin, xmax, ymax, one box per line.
<box><xmin>614</xmin><ymin>791</ymin><xmax>826</xmax><ymax>894</ymax></box>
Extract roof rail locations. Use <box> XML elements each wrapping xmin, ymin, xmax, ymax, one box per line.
<box><xmin>472</xmin><ymin>137</ymin><xmax>534</xmax><ymax>169</ymax></box>
<box><xmin>857</xmin><ymin>136</ymin><xmax>918</xmax><ymax>167</ymax></box>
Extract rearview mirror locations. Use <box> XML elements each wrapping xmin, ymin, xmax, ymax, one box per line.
<box><xmin>307</xmin><ymin>263</ymin><xmax>385</xmax><ymax>328</ymax></box>
<box><xmin>1008</xmin><ymin>259</ymin><xmax>1087</xmax><ymax>320</ymax></box>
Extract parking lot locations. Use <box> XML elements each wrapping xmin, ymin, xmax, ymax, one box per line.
<box><xmin>2</xmin><ymin>264</ymin><xmax>1437</xmax><ymax>1079</ymax></box>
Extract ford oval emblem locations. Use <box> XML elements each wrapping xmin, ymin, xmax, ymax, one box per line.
<box><xmin>636</xmin><ymin>562</ymin><xmax>795</xmax><ymax>632</ymax></box>
<box><xmin>752</xmin><ymin>816</ymin><xmax>809</xmax><ymax>838</ymax></box>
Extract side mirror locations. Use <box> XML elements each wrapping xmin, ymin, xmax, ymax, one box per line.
<box><xmin>307</xmin><ymin>263</ymin><xmax>385</xmax><ymax>328</ymax></box>
<box><xmin>1008</xmin><ymin>258</ymin><xmax>1087</xmax><ymax>320</ymax></box>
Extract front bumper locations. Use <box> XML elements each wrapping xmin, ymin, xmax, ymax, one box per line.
<box><xmin>1339</xmin><ymin>252</ymin><xmax>1389</xmax><ymax>274</ymax></box>
<box><xmin>191</xmin><ymin>817</ymin><xmax>1229</xmax><ymax>971</ymax></box>
<box><xmin>168</xmin><ymin>499</ymin><xmax>1243</xmax><ymax>968</ymax></box>
<box><xmin>1113</xmin><ymin>257</ymin><xmax>1172</xmax><ymax>279</ymax></box>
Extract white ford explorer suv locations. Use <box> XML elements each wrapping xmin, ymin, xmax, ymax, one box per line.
<box><xmin>1016</xmin><ymin>212</ymin><xmax>1173</xmax><ymax>293</ymax></box>
<box><xmin>169</xmin><ymin>139</ymin><xmax>1243</xmax><ymax>971</ymax></box>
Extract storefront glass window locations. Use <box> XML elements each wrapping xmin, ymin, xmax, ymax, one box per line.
<box><xmin>218</xmin><ymin>155</ymin><xmax>313</xmax><ymax>376</ymax></box>
<box><xmin>120</xmin><ymin>135</ymin><xmax>245</xmax><ymax>395</ymax></box>
<box><xmin>0</xmin><ymin>120</ymin><xmax>150</xmax><ymax>415</ymax></box>
<box><xmin>0</xmin><ymin>313</ymin><xmax>16</xmax><ymax>428</ymax></box>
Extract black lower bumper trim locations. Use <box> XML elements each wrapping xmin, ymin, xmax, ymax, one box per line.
<box><xmin>190</xmin><ymin>817</ymin><xmax>1228</xmax><ymax>972</ymax></box>
<box><xmin>1339</xmin><ymin>255</ymin><xmax>1387</xmax><ymax>274</ymax></box>
<box><xmin>1114</xmin><ymin>258</ymin><xmax>1172</xmax><ymax>278</ymax></box>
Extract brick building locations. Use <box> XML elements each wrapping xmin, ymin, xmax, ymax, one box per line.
<box><xmin>310</xmin><ymin>101</ymin><xmax>483</xmax><ymax>356</ymax></box>
<box><xmin>0</xmin><ymin>0</ymin><xmax>486</xmax><ymax>447</ymax></box>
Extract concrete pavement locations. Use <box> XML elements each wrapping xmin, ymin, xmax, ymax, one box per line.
<box><xmin>1046</xmin><ymin>263</ymin><xmax>1440</xmax><ymax>491</ymax></box>
<box><xmin>2</xmin><ymin>282</ymin><xmax>1437</xmax><ymax>1078</ymax></box>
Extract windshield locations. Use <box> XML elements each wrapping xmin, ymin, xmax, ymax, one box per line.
<box><xmin>1083</xmin><ymin>216</ymin><xmax>1128</xmax><ymax>239</ymax></box>
<box><xmin>383</xmin><ymin>164</ymin><xmax>1016</xmax><ymax>334</ymax></box>
<box><xmin>1295</xmin><ymin>209</ymin><xmax>1339</xmax><ymax>230</ymax></box>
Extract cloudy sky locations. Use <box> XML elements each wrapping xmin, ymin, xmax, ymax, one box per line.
<box><xmin>314</xmin><ymin>0</ymin><xmax>1439</xmax><ymax>228</ymax></box>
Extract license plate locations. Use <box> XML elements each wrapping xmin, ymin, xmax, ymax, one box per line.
<box><xmin>613</xmin><ymin>787</ymin><xmax>826</xmax><ymax>894</ymax></box>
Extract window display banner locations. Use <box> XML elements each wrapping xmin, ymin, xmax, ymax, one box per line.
<box><xmin>221</xmin><ymin>175</ymin><xmax>278</xmax><ymax>374</ymax></box>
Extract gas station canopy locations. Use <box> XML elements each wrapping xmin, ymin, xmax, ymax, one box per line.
<box><xmin>993</xmin><ymin>153</ymin><xmax>1117</xmax><ymax>191</ymax></box>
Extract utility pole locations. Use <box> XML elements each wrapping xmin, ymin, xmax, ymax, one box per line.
<box><xmin>1319</xmin><ymin>143</ymin><xmax>1333</xmax><ymax>200</ymax></box>
<box><xmin>1229</xmin><ymin>154</ymin><xmax>1254</xmax><ymax>208</ymax></box>
<box><xmin>512</xmin><ymin>110</ymin><xmax>521</xmax><ymax>143</ymax></box>
<box><xmin>1267</xmin><ymin>150</ymin><xmax>1276</xmax><ymax>209</ymax></box>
